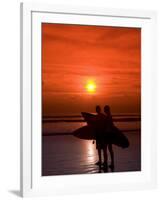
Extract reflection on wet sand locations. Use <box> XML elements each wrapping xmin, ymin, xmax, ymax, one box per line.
<box><xmin>42</xmin><ymin>132</ymin><xmax>140</xmax><ymax>176</ymax></box>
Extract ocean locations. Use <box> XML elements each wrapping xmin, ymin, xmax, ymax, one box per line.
<box><xmin>42</xmin><ymin>114</ymin><xmax>141</xmax><ymax>135</ymax></box>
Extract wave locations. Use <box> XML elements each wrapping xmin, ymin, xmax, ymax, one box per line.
<box><xmin>42</xmin><ymin>116</ymin><xmax>141</xmax><ymax>123</ymax></box>
<box><xmin>43</xmin><ymin>113</ymin><xmax>140</xmax><ymax>119</ymax></box>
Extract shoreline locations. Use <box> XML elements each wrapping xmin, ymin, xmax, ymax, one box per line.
<box><xmin>42</xmin><ymin>129</ymin><xmax>141</xmax><ymax>136</ymax></box>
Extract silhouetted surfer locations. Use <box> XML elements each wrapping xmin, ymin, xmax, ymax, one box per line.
<box><xmin>104</xmin><ymin>105</ymin><xmax>114</xmax><ymax>170</ymax></box>
<box><xmin>74</xmin><ymin>105</ymin><xmax>129</xmax><ymax>171</ymax></box>
<box><xmin>94</xmin><ymin>105</ymin><xmax>107</xmax><ymax>168</ymax></box>
<box><xmin>94</xmin><ymin>105</ymin><xmax>115</xmax><ymax>170</ymax></box>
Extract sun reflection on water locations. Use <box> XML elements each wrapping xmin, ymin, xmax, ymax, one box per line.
<box><xmin>86</xmin><ymin>141</ymin><xmax>96</xmax><ymax>163</ymax></box>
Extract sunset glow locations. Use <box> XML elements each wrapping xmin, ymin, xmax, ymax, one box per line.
<box><xmin>42</xmin><ymin>23</ymin><xmax>141</xmax><ymax>115</ymax></box>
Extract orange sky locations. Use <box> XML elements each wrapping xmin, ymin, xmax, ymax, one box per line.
<box><xmin>42</xmin><ymin>23</ymin><xmax>141</xmax><ymax>116</ymax></box>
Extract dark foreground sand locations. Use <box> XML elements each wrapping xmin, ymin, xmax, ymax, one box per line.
<box><xmin>42</xmin><ymin>132</ymin><xmax>141</xmax><ymax>176</ymax></box>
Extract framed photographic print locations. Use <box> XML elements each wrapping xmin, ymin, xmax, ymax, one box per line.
<box><xmin>20</xmin><ymin>2</ymin><xmax>157</xmax><ymax>197</ymax></box>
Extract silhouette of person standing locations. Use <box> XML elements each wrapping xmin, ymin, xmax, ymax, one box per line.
<box><xmin>94</xmin><ymin>105</ymin><xmax>107</xmax><ymax>167</ymax></box>
<box><xmin>104</xmin><ymin>105</ymin><xmax>114</xmax><ymax>169</ymax></box>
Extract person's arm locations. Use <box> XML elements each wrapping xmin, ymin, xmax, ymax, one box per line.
<box><xmin>108</xmin><ymin>112</ymin><xmax>114</xmax><ymax>126</ymax></box>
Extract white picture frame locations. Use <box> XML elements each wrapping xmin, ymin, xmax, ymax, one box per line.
<box><xmin>20</xmin><ymin>2</ymin><xmax>157</xmax><ymax>197</ymax></box>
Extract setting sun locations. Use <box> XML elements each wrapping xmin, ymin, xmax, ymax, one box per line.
<box><xmin>85</xmin><ymin>80</ymin><xmax>96</xmax><ymax>93</ymax></box>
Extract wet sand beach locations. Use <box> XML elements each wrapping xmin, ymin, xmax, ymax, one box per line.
<box><xmin>42</xmin><ymin>131</ymin><xmax>141</xmax><ymax>176</ymax></box>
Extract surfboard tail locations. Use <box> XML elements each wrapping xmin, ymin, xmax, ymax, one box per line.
<box><xmin>111</xmin><ymin>131</ymin><xmax>130</xmax><ymax>148</ymax></box>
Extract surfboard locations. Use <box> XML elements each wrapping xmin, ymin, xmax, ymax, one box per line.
<box><xmin>73</xmin><ymin>112</ymin><xmax>130</xmax><ymax>148</ymax></box>
<box><xmin>73</xmin><ymin>125</ymin><xmax>95</xmax><ymax>140</ymax></box>
<box><xmin>81</xmin><ymin>112</ymin><xmax>97</xmax><ymax>126</ymax></box>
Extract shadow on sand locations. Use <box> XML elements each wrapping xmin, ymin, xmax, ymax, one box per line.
<box><xmin>97</xmin><ymin>165</ymin><xmax>115</xmax><ymax>173</ymax></box>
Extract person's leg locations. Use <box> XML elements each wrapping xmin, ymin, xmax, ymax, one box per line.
<box><xmin>95</xmin><ymin>148</ymin><xmax>102</xmax><ymax>165</ymax></box>
<box><xmin>95</xmin><ymin>143</ymin><xmax>102</xmax><ymax>165</ymax></box>
<box><xmin>103</xmin><ymin>146</ymin><xmax>108</xmax><ymax>163</ymax></box>
<box><xmin>98</xmin><ymin>148</ymin><xmax>102</xmax><ymax>164</ymax></box>
<box><xmin>108</xmin><ymin>144</ymin><xmax>114</xmax><ymax>168</ymax></box>
<box><xmin>95</xmin><ymin>138</ymin><xmax>102</xmax><ymax>165</ymax></box>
